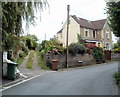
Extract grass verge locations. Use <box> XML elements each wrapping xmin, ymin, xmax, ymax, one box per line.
<box><xmin>26</xmin><ymin>50</ymin><xmax>34</xmax><ymax>69</ymax></box>
<box><xmin>16</xmin><ymin>57</ymin><xmax>24</xmax><ymax>65</ymax></box>
<box><xmin>114</xmin><ymin>72</ymin><xmax>120</xmax><ymax>89</ymax></box>
<box><xmin>36</xmin><ymin>51</ymin><xmax>50</xmax><ymax>70</ymax></box>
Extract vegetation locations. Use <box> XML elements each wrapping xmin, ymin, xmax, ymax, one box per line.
<box><xmin>16</xmin><ymin>57</ymin><xmax>24</xmax><ymax>65</ymax></box>
<box><xmin>68</xmin><ymin>43</ymin><xmax>86</xmax><ymax>56</ymax></box>
<box><xmin>106</xmin><ymin>1</ymin><xmax>120</xmax><ymax>37</ymax></box>
<box><xmin>91</xmin><ymin>47</ymin><xmax>104</xmax><ymax>63</ymax></box>
<box><xmin>26</xmin><ymin>50</ymin><xmax>34</xmax><ymax>69</ymax></box>
<box><xmin>36</xmin><ymin>51</ymin><xmax>50</xmax><ymax>70</ymax></box>
<box><xmin>114</xmin><ymin>72</ymin><xmax>120</xmax><ymax>88</ymax></box>
<box><xmin>77</xmin><ymin>34</ymin><xmax>85</xmax><ymax>45</ymax></box>
<box><xmin>2</xmin><ymin>1</ymin><xmax>48</xmax><ymax>51</ymax></box>
<box><xmin>38</xmin><ymin>38</ymin><xmax>64</xmax><ymax>55</ymax></box>
<box><xmin>112</xmin><ymin>40</ymin><xmax>120</xmax><ymax>53</ymax></box>
<box><xmin>23</xmin><ymin>34</ymin><xmax>38</xmax><ymax>50</ymax></box>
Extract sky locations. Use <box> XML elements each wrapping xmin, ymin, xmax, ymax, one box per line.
<box><xmin>23</xmin><ymin>0</ymin><xmax>117</xmax><ymax>43</ymax></box>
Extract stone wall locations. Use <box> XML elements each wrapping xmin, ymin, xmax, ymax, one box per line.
<box><xmin>49</xmin><ymin>53</ymin><xmax>96</xmax><ymax>69</ymax></box>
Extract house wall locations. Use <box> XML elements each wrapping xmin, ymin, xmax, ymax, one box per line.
<box><xmin>57</xmin><ymin>16</ymin><xmax>80</xmax><ymax>46</ymax></box>
<box><xmin>57</xmin><ymin>17</ymin><xmax>112</xmax><ymax>49</ymax></box>
<box><xmin>102</xmin><ymin>22</ymin><xmax>112</xmax><ymax>50</ymax></box>
<box><xmin>80</xmin><ymin>27</ymin><xmax>102</xmax><ymax>46</ymax></box>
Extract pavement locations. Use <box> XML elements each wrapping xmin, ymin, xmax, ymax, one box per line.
<box><xmin>2</xmin><ymin>61</ymin><xmax>119</xmax><ymax>95</ymax></box>
<box><xmin>1</xmin><ymin>51</ymin><xmax>53</xmax><ymax>90</ymax></box>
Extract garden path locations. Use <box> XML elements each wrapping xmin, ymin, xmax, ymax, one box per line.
<box><xmin>19</xmin><ymin>51</ymin><xmax>50</xmax><ymax>77</ymax></box>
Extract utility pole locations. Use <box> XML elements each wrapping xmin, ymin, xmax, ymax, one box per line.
<box><xmin>66</xmin><ymin>5</ymin><xmax>70</xmax><ymax>68</ymax></box>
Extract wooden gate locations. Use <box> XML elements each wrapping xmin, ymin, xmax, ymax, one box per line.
<box><xmin>104</xmin><ymin>50</ymin><xmax>111</xmax><ymax>60</ymax></box>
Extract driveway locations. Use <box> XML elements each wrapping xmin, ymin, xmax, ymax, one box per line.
<box><xmin>3</xmin><ymin>62</ymin><xmax>118</xmax><ymax>95</ymax></box>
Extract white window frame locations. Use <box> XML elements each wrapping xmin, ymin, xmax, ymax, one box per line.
<box><xmin>106</xmin><ymin>31</ymin><xmax>109</xmax><ymax>39</ymax></box>
<box><xmin>84</xmin><ymin>28</ymin><xmax>89</xmax><ymax>37</ymax></box>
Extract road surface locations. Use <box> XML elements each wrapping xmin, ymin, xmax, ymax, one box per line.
<box><xmin>3</xmin><ymin>62</ymin><xmax>118</xmax><ymax>95</ymax></box>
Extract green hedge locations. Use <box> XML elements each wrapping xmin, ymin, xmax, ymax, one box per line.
<box><xmin>91</xmin><ymin>47</ymin><xmax>104</xmax><ymax>63</ymax></box>
<box><xmin>68</xmin><ymin>43</ymin><xmax>86</xmax><ymax>56</ymax></box>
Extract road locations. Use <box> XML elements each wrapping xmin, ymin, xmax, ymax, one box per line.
<box><xmin>3</xmin><ymin>62</ymin><xmax>118</xmax><ymax>95</ymax></box>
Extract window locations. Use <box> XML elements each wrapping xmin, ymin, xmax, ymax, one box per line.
<box><xmin>106</xmin><ymin>31</ymin><xmax>109</xmax><ymax>39</ymax></box>
<box><xmin>60</xmin><ymin>33</ymin><xmax>62</xmax><ymax>39</ymax></box>
<box><xmin>84</xmin><ymin>28</ymin><xmax>89</xmax><ymax>37</ymax></box>
<box><xmin>85</xmin><ymin>31</ymin><xmax>88</xmax><ymax>37</ymax></box>
<box><xmin>93</xmin><ymin>31</ymin><xmax>96</xmax><ymax>38</ymax></box>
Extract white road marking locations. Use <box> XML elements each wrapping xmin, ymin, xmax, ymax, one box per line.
<box><xmin>0</xmin><ymin>71</ymin><xmax>55</xmax><ymax>92</ymax></box>
<box><xmin>20</xmin><ymin>73</ymin><xmax>27</xmax><ymax>78</ymax></box>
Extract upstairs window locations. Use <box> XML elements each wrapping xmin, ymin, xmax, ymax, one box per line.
<box><xmin>84</xmin><ymin>28</ymin><xmax>89</xmax><ymax>37</ymax></box>
<box><xmin>60</xmin><ymin>33</ymin><xmax>62</xmax><ymax>39</ymax></box>
<box><xmin>106</xmin><ymin>31</ymin><xmax>109</xmax><ymax>39</ymax></box>
<box><xmin>93</xmin><ymin>31</ymin><xmax>96</xmax><ymax>38</ymax></box>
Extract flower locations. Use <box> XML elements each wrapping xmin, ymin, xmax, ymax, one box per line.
<box><xmin>52</xmin><ymin>49</ymin><xmax>58</xmax><ymax>52</ymax></box>
<box><xmin>48</xmin><ymin>50</ymin><xmax>51</xmax><ymax>53</ymax></box>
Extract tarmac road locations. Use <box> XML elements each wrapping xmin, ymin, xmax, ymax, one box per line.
<box><xmin>3</xmin><ymin>62</ymin><xmax>118</xmax><ymax>95</ymax></box>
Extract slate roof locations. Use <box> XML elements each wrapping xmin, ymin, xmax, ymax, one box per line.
<box><xmin>71</xmin><ymin>15</ymin><xmax>106</xmax><ymax>30</ymax></box>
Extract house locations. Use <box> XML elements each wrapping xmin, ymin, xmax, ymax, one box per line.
<box><xmin>57</xmin><ymin>15</ymin><xmax>112</xmax><ymax>50</ymax></box>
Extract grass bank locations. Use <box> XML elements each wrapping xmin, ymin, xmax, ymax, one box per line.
<box><xmin>16</xmin><ymin>57</ymin><xmax>24</xmax><ymax>65</ymax></box>
<box><xmin>16</xmin><ymin>52</ymin><xmax>27</xmax><ymax>65</ymax></box>
<box><xmin>114</xmin><ymin>72</ymin><xmax>120</xmax><ymax>89</ymax></box>
<box><xmin>26</xmin><ymin>50</ymin><xmax>34</xmax><ymax>69</ymax></box>
<box><xmin>36</xmin><ymin>51</ymin><xmax>50</xmax><ymax>70</ymax></box>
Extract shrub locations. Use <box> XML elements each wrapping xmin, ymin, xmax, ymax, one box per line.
<box><xmin>78</xmin><ymin>45</ymin><xmax>86</xmax><ymax>55</ymax></box>
<box><xmin>114</xmin><ymin>72</ymin><xmax>120</xmax><ymax>87</ymax></box>
<box><xmin>68</xmin><ymin>43</ymin><xmax>86</xmax><ymax>56</ymax></box>
<box><xmin>87</xmin><ymin>43</ymin><xmax>97</xmax><ymax>49</ymax></box>
<box><xmin>23</xmin><ymin>46</ymin><xmax>29</xmax><ymax>55</ymax></box>
<box><xmin>91</xmin><ymin>47</ymin><xmax>104</xmax><ymax>63</ymax></box>
<box><xmin>19</xmin><ymin>52</ymin><xmax>26</xmax><ymax>58</ymax></box>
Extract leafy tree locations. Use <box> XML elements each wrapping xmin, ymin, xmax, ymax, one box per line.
<box><xmin>25</xmin><ymin>34</ymin><xmax>38</xmax><ymax>50</ymax></box>
<box><xmin>2</xmin><ymin>1</ymin><xmax>49</xmax><ymax>51</ymax></box>
<box><xmin>106</xmin><ymin>1</ymin><xmax>120</xmax><ymax>37</ymax></box>
<box><xmin>113</xmin><ymin>42</ymin><xmax>119</xmax><ymax>49</ymax></box>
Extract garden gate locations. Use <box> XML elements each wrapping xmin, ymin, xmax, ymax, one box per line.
<box><xmin>104</xmin><ymin>50</ymin><xmax>111</xmax><ymax>60</ymax></box>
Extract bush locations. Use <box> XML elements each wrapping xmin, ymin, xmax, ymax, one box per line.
<box><xmin>19</xmin><ymin>52</ymin><xmax>26</xmax><ymax>58</ymax></box>
<box><xmin>23</xmin><ymin>46</ymin><xmax>29</xmax><ymax>55</ymax></box>
<box><xmin>91</xmin><ymin>47</ymin><xmax>104</xmax><ymax>63</ymax></box>
<box><xmin>68</xmin><ymin>43</ymin><xmax>86</xmax><ymax>56</ymax></box>
<box><xmin>114</xmin><ymin>72</ymin><xmax>120</xmax><ymax>87</ymax></box>
<box><xmin>78</xmin><ymin>45</ymin><xmax>86</xmax><ymax>55</ymax></box>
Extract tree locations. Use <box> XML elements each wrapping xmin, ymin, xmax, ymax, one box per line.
<box><xmin>25</xmin><ymin>34</ymin><xmax>38</xmax><ymax>50</ymax></box>
<box><xmin>2</xmin><ymin>1</ymin><xmax>49</xmax><ymax>51</ymax></box>
<box><xmin>106</xmin><ymin>1</ymin><xmax>120</xmax><ymax>37</ymax></box>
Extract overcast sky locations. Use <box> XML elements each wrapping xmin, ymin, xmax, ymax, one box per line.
<box><xmin>23</xmin><ymin>0</ymin><xmax>117</xmax><ymax>43</ymax></box>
